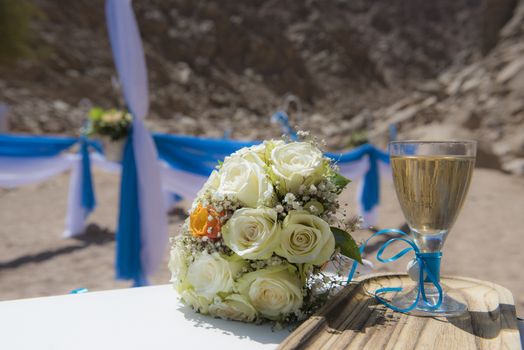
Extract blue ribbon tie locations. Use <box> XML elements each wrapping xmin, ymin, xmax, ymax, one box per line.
<box><xmin>348</xmin><ymin>229</ymin><xmax>443</xmax><ymax>313</ymax></box>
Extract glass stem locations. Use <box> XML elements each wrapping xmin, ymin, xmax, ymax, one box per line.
<box><xmin>420</xmin><ymin>254</ymin><xmax>441</xmax><ymax>284</ymax></box>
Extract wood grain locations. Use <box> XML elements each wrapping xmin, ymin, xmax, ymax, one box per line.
<box><xmin>278</xmin><ymin>274</ymin><xmax>522</xmax><ymax>350</ymax></box>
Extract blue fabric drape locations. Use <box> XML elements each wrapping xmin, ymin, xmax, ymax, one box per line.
<box><xmin>0</xmin><ymin>134</ymin><xmax>78</xmax><ymax>157</ymax></box>
<box><xmin>115</xmin><ymin>134</ymin><xmax>146</xmax><ymax>286</ymax></box>
<box><xmin>0</xmin><ymin>133</ymin><xmax>97</xmax><ymax>213</ymax></box>
<box><xmin>153</xmin><ymin>134</ymin><xmax>389</xmax><ymax>218</ymax></box>
<box><xmin>362</xmin><ymin>148</ymin><xmax>380</xmax><ymax>213</ymax></box>
<box><xmin>154</xmin><ymin>134</ymin><xmax>258</xmax><ymax>176</ymax></box>
<box><xmin>80</xmin><ymin>137</ymin><xmax>96</xmax><ymax>212</ymax></box>
<box><xmin>328</xmin><ymin>143</ymin><xmax>389</xmax><ymax>216</ymax></box>
<box><xmin>0</xmin><ymin>129</ymin><xmax>389</xmax><ymax>282</ymax></box>
<box><xmin>325</xmin><ymin>143</ymin><xmax>371</xmax><ymax>163</ymax></box>
<box><xmin>106</xmin><ymin>0</ymin><xmax>168</xmax><ymax>287</ymax></box>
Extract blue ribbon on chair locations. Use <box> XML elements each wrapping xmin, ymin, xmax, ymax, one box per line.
<box><xmin>271</xmin><ymin>111</ymin><xmax>298</xmax><ymax>140</ymax></box>
<box><xmin>348</xmin><ymin>229</ymin><xmax>443</xmax><ymax>313</ymax></box>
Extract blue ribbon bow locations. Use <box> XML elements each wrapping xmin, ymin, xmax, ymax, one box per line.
<box><xmin>348</xmin><ymin>229</ymin><xmax>443</xmax><ymax>313</ymax></box>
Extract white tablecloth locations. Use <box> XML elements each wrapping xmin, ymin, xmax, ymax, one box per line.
<box><xmin>0</xmin><ymin>285</ymin><xmax>289</xmax><ymax>350</ymax></box>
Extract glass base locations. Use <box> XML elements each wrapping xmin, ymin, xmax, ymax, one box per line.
<box><xmin>390</xmin><ymin>283</ymin><xmax>467</xmax><ymax>317</ymax></box>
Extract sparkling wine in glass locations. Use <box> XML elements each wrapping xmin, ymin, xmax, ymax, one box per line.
<box><xmin>389</xmin><ymin>141</ymin><xmax>476</xmax><ymax>316</ymax></box>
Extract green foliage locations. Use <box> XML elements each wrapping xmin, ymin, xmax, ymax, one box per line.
<box><xmin>345</xmin><ymin>130</ymin><xmax>369</xmax><ymax>149</ymax></box>
<box><xmin>331</xmin><ymin>172</ymin><xmax>351</xmax><ymax>193</ymax></box>
<box><xmin>0</xmin><ymin>0</ymin><xmax>35</xmax><ymax>61</ymax></box>
<box><xmin>331</xmin><ymin>226</ymin><xmax>362</xmax><ymax>263</ymax></box>
<box><xmin>86</xmin><ymin>107</ymin><xmax>131</xmax><ymax>141</ymax></box>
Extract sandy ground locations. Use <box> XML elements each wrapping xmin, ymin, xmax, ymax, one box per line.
<box><xmin>0</xmin><ymin>167</ymin><xmax>523</xmax><ymax>315</ymax></box>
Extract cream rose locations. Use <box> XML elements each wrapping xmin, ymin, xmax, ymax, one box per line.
<box><xmin>237</xmin><ymin>265</ymin><xmax>303</xmax><ymax>320</ymax></box>
<box><xmin>215</xmin><ymin>156</ymin><xmax>275</xmax><ymax>207</ymax></box>
<box><xmin>180</xmin><ymin>288</ymin><xmax>212</xmax><ymax>314</ymax></box>
<box><xmin>195</xmin><ymin>169</ymin><xmax>220</xmax><ymax>201</ymax></box>
<box><xmin>276</xmin><ymin>211</ymin><xmax>335</xmax><ymax>265</ymax></box>
<box><xmin>168</xmin><ymin>244</ymin><xmax>188</xmax><ymax>287</ymax></box>
<box><xmin>270</xmin><ymin>142</ymin><xmax>325</xmax><ymax>193</ymax></box>
<box><xmin>208</xmin><ymin>294</ymin><xmax>258</xmax><ymax>322</ymax></box>
<box><xmin>232</xmin><ymin>140</ymin><xmax>284</xmax><ymax>165</ymax></box>
<box><xmin>231</xmin><ymin>145</ymin><xmax>267</xmax><ymax>167</ymax></box>
<box><xmin>222</xmin><ymin>207</ymin><xmax>280</xmax><ymax>260</ymax></box>
<box><xmin>186</xmin><ymin>252</ymin><xmax>244</xmax><ymax>298</ymax></box>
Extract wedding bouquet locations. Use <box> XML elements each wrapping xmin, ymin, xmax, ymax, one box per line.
<box><xmin>169</xmin><ymin>135</ymin><xmax>362</xmax><ymax>324</ymax></box>
<box><xmin>86</xmin><ymin>107</ymin><xmax>131</xmax><ymax>162</ymax></box>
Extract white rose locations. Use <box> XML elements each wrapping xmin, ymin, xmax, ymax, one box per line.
<box><xmin>168</xmin><ymin>244</ymin><xmax>188</xmax><ymax>287</ymax></box>
<box><xmin>194</xmin><ymin>169</ymin><xmax>220</xmax><ymax>202</ymax></box>
<box><xmin>276</xmin><ymin>211</ymin><xmax>335</xmax><ymax>265</ymax></box>
<box><xmin>222</xmin><ymin>207</ymin><xmax>280</xmax><ymax>260</ymax></box>
<box><xmin>215</xmin><ymin>156</ymin><xmax>275</xmax><ymax>208</ymax></box>
<box><xmin>180</xmin><ymin>288</ymin><xmax>212</xmax><ymax>314</ymax></box>
<box><xmin>232</xmin><ymin>140</ymin><xmax>284</xmax><ymax>165</ymax></box>
<box><xmin>270</xmin><ymin>142</ymin><xmax>325</xmax><ymax>193</ymax></box>
<box><xmin>237</xmin><ymin>265</ymin><xmax>303</xmax><ymax>320</ymax></box>
<box><xmin>187</xmin><ymin>252</ymin><xmax>244</xmax><ymax>298</ymax></box>
<box><xmin>231</xmin><ymin>145</ymin><xmax>267</xmax><ymax>167</ymax></box>
<box><xmin>208</xmin><ymin>294</ymin><xmax>257</xmax><ymax>322</ymax></box>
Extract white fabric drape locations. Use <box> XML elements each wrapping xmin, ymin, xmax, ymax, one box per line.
<box><xmin>338</xmin><ymin>156</ymin><xmax>370</xmax><ymax>183</ymax></box>
<box><xmin>64</xmin><ymin>154</ymin><xmax>121</xmax><ymax>238</ymax></box>
<box><xmin>106</xmin><ymin>0</ymin><xmax>168</xmax><ymax>277</ymax></box>
<box><xmin>357</xmin><ymin>159</ymin><xmax>392</xmax><ymax>226</ymax></box>
<box><xmin>0</xmin><ymin>155</ymin><xmax>75</xmax><ymax>188</ymax></box>
<box><xmin>64</xmin><ymin>155</ymin><xmax>90</xmax><ymax>237</ymax></box>
<box><xmin>160</xmin><ymin>162</ymin><xmax>207</xmax><ymax>200</ymax></box>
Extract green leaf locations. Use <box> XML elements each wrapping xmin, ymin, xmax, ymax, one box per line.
<box><xmin>88</xmin><ymin>107</ymin><xmax>104</xmax><ymax>120</ymax></box>
<box><xmin>331</xmin><ymin>226</ymin><xmax>362</xmax><ymax>263</ymax></box>
<box><xmin>331</xmin><ymin>172</ymin><xmax>351</xmax><ymax>192</ymax></box>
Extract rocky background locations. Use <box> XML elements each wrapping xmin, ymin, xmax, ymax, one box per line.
<box><xmin>0</xmin><ymin>0</ymin><xmax>523</xmax><ymax>173</ymax></box>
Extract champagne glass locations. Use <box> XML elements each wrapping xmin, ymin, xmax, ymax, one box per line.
<box><xmin>388</xmin><ymin>140</ymin><xmax>476</xmax><ymax>317</ymax></box>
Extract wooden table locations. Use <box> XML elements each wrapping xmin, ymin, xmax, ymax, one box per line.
<box><xmin>279</xmin><ymin>274</ymin><xmax>522</xmax><ymax>350</ymax></box>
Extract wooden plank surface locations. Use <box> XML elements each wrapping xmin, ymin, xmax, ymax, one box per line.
<box><xmin>278</xmin><ymin>274</ymin><xmax>522</xmax><ymax>350</ymax></box>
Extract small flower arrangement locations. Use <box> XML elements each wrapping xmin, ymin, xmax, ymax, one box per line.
<box><xmin>169</xmin><ymin>134</ymin><xmax>363</xmax><ymax>325</ymax></box>
<box><xmin>86</xmin><ymin>107</ymin><xmax>131</xmax><ymax>141</ymax></box>
<box><xmin>86</xmin><ymin>107</ymin><xmax>131</xmax><ymax>162</ymax></box>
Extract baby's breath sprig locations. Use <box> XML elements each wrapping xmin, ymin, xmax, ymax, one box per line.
<box><xmin>296</xmin><ymin>130</ymin><xmax>328</xmax><ymax>152</ymax></box>
<box><xmin>175</xmin><ymin>232</ymin><xmax>233</xmax><ymax>257</ymax></box>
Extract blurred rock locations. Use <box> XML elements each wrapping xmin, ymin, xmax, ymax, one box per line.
<box><xmin>368</xmin><ymin>0</ymin><xmax>524</xmax><ymax>173</ymax></box>
<box><xmin>496</xmin><ymin>58</ymin><xmax>524</xmax><ymax>84</ymax></box>
<box><xmin>0</xmin><ymin>0</ymin><xmax>522</xmax><ymax>177</ymax></box>
<box><xmin>503</xmin><ymin>158</ymin><xmax>524</xmax><ymax>175</ymax></box>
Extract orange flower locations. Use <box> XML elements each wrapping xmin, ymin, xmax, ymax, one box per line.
<box><xmin>190</xmin><ymin>203</ymin><xmax>222</xmax><ymax>239</ymax></box>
